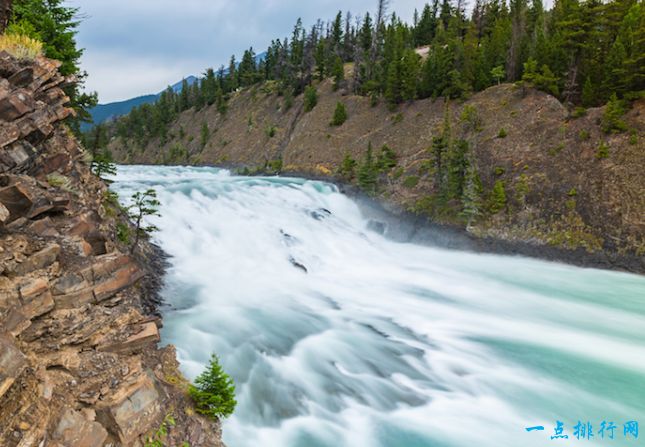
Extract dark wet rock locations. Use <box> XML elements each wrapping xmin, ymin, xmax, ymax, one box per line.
<box><xmin>280</xmin><ymin>229</ymin><xmax>299</xmax><ymax>246</ymax></box>
<box><xmin>367</xmin><ymin>220</ymin><xmax>386</xmax><ymax>235</ymax></box>
<box><xmin>310</xmin><ymin>208</ymin><xmax>331</xmax><ymax>220</ymax></box>
<box><xmin>0</xmin><ymin>182</ymin><xmax>33</xmax><ymax>222</ymax></box>
<box><xmin>289</xmin><ymin>256</ymin><xmax>308</xmax><ymax>273</ymax></box>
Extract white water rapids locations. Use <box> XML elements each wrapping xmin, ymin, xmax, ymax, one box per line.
<box><xmin>111</xmin><ymin>165</ymin><xmax>645</xmax><ymax>447</ymax></box>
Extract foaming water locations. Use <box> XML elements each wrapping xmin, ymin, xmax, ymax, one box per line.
<box><xmin>111</xmin><ymin>165</ymin><xmax>645</xmax><ymax>447</ymax></box>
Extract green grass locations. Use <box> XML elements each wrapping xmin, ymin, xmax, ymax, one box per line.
<box><xmin>403</xmin><ymin>175</ymin><xmax>419</xmax><ymax>188</ymax></box>
<box><xmin>0</xmin><ymin>33</ymin><xmax>43</xmax><ymax>60</ymax></box>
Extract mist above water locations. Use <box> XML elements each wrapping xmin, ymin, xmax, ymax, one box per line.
<box><xmin>111</xmin><ymin>165</ymin><xmax>645</xmax><ymax>447</ymax></box>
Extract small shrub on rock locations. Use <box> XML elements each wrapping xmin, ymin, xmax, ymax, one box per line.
<box><xmin>304</xmin><ymin>86</ymin><xmax>318</xmax><ymax>112</ymax></box>
<box><xmin>403</xmin><ymin>175</ymin><xmax>419</xmax><ymax>188</ymax></box>
<box><xmin>188</xmin><ymin>355</ymin><xmax>237</xmax><ymax>420</ymax></box>
<box><xmin>489</xmin><ymin>180</ymin><xmax>507</xmax><ymax>214</ymax></box>
<box><xmin>596</xmin><ymin>141</ymin><xmax>609</xmax><ymax>159</ymax></box>
<box><xmin>330</xmin><ymin>102</ymin><xmax>347</xmax><ymax>126</ymax></box>
<box><xmin>601</xmin><ymin>94</ymin><xmax>627</xmax><ymax>134</ymax></box>
<box><xmin>0</xmin><ymin>33</ymin><xmax>42</xmax><ymax>60</ymax></box>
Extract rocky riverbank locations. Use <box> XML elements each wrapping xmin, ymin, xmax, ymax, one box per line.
<box><xmin>338</xmin><ymin>184</ymin><xmax>645</xmax><ymax>273</ymax></box>
<box><xmin>0</xmin><ymin>53</ymin><xmax>223</xmax><ymax>445</ymax></box>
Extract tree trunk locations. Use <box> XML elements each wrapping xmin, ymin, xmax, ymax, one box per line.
<box><xmin>369</xmin><ymin>0</ymin><xmax>389</xmax><ymax>78</ymax></box>
<box><xmin>0</xmin><ymin>0</ymin><xmax>12</xmax><ymax>34</ymax></box>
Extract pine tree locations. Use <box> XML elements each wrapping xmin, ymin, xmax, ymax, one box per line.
<box><xmin>461</xmin><ymin>164</ymin><xmax>483</xmax><ymax>224</ymax></box>
<box><xmin>359</xmin><ymin>12</ymin><xmax>373</xmax><ymax>52</ymax></box>
<box><xmin>178</xmin><ymin>79</ymin><xmax>190</xmax><ymax>112</ymax></box>
<box><xmin>339</xmin><ymin>153</ymin><xmax>357</xmax><ymax>179</ymax></box>
<box><xmin>90</xmin><ymin>148</ymin><xmax>117</xmax><ymax>179</ymax></box>
<box><xmin>314</xmin><ymin>40</ymin><xmax>326</xmax><ymax>80</ymax></box>
<box><xmin>581</xmin><ymin>76</ymin><xmax>595</xmax><ymax>107</ymax></box>
<box><xmin>415</xmin><ymin>4</ymin><xmax>437</xmax><ymax>45</ymax></box>
<box><xmin>446</xmin><ymin>139</ymin><xmax>469</xmax><ymax>200</ymax></box>
<box><xmin>384</xmin><ymin>62</ymin><xmax>400</xmax><ymax>105</ymax></box>
<box><xmin>601</xmin><ymin>93</ymin><xmax>627</xmax><ymax>134</ymax></box>
<box><xmin>330</xmin><ymin>101</ymin><xmax>348</xmax><ymax>126</ymax></box>
<box><xmin>620</xmin><ymin>2</ymin><xmax>644</xmax><ymax>96</ymax></box>
<box><xmin>200</xmin><ymin>122</ymin><xmax>210</xmax><ymax>149</ymax></box>
<box><xmin>188</xmin><ymin>355</ymin><xmax>237</xmax><ymax>420</ymax></box>
<box><xmin>551</xmin><ymin>0</ymin><xmax>588</xmax><ymax>103</ymax></box>
<box><xmin>203</xmin><ymin>68</ymin><xmax>218</xmax><ymax>105</ymax></box>
<box><xmin>127</xmin><ymin>189</ymin><xmax>161</xmax><ymax>254</ymax></box>
<box><xmin>304</xmin><ymin>85</ymin><xmax>318</xmax><ymax>112</ymax></box>
<box><xmin>342</xmin><ymin>11</ymin><xmax>354</xmax><ymax>61</ymax></box>
<box><xmin>239</xmin><ymin>48</ymin><xmax>257</xmax><ymax>87</ymax></box>
<box><xmin>358</xmin><ymin>143</ymin><xmax>378</xmax><ymax>194</ymax></box>
<box><xmin>491</xmin><ymin>65</ymin><xmax>506</xmax><ymax>84</ymax></box>
<box><xmin>331</xmin><ymin>11</ymin><xmax>344</xmax><ymax>52</ymax></box>
<box><xmin>490</xmin><ymin>180</ymin><xmax>507</xmax><ymax>214</ymax></box>
<box><xmin>332</xmin><ymin>55</ymin><xmax>344</xmax><ymax>91</ymax></box>
<box><xmin>521</xmin><ymin>58</ymin><xmax>559</xmax><ymax>95</ymax></box>
<box><xmin>376</xmin><ymin>144</ymin><xmax>397</xmax><ymax>172</ymax></box>
<box><xmin>228</xmin><ymin>55</ymin><xmax>238</xmax><ymax>91</ymax></box>
<box><xmin>215</xmin><ymin>85</ymin><xmax>227</xmax><ymax>115</ymax></box>
<box><xmin>507</xmin><ymin>0</ymin><xmax>528</xmax><ymax>81</ymax></box>
<box><xmin>193</xmin><ymin>81</ymin><xmax>205</xmax><ymax>110</ymax></box>
<box><xmin>400</xmin><ymin>49</ymin><xmax>420</xmax><ymax>101</ymax></box>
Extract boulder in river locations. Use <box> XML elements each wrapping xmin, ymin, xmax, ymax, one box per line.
<box><xmin>289</xmin><ymin>256</ymin><xmax>308</xmax><ymax>273</ymax></box>
<box><xmin>367</xmin><ymin>220</ymin><xmax>387</xmax><ymax>235</ymax></box>
<box><xmin>309</xmin><ymin>208</ymin><xmax>331</xmax><ymax>221</ymax></box>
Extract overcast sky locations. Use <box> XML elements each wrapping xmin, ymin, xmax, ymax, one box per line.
<box><xmin>69</xmin><ymin>0</ymin><xmax>428</xmax><ymax>104</ymax></box>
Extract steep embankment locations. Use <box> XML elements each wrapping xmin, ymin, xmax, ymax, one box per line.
<box><xmin>109</xmin><ymin>79</ymin><xmax>644</xmax><ymax>273</ymax></box>
<box><xmin>0</xmin><ymin>54</ymin><xmax>223</xmax><ymax>445</ymax></box>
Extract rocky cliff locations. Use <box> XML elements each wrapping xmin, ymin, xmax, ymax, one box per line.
<box><xmin>109</xmin><ymin>78</ymin><xmax>645</xmax><ymax>273</ymax></box>
<box><xmin>0</xmin><ymin>53</ymin><xmax>223</xmax><ymax>445</ymax></box>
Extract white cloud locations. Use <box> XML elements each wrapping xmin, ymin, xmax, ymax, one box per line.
<box><xmin>68</xmin><ymin>0</ymin><xmax>428</xmax><ymax>103</ymax></box>
<box><xmin>81</xmin><ymin>51</ymin><xmax>201</xmax><ymax>103</ymax></box>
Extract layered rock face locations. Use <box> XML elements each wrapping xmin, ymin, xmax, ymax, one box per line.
<box><xmin>0</xmin><ymin>53</ymin><xmax>223</xmax><ymax>445</ymax></box>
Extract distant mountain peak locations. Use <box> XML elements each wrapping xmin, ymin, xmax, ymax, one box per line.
<box><xmin>84</xmin><ymin>75</ymin><xmax>197</xmax><ymax>131</ymax></box>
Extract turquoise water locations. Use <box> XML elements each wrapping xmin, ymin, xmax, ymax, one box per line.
<box><xmin>111</xmin><ymin>165</ymin><xmax>645</xmax><ymax>447</ymax></box>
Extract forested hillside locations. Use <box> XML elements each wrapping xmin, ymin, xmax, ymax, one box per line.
<box><xmin>93</xmin><ymin>0</ymin><xmax>643</xmax><ymax>271</ymax></box>
<box><xmin>87</xmin><ymin>0</ymin><xmax>643</xmax><ymax>149</ymax></box>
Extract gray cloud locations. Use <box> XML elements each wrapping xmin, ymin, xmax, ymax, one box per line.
<box><xmin>69</xmin><ymin>0</ymin><xmax>427</xmax><ymax>103</ymax></box>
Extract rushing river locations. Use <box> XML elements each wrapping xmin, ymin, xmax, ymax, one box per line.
<box><xmin>111</xmin><ymin>165</ymin><xmax>645</xmax><ymax>447</ymax></box>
